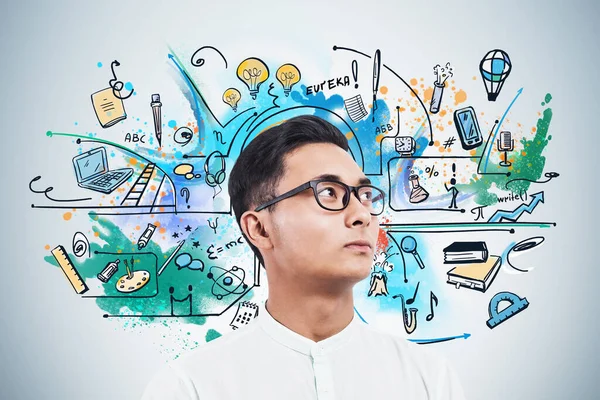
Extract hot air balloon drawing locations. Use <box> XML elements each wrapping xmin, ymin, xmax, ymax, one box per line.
<box><xmin>479</xmin><ymin>49</ymin><xmax>512</xmax><ymax>101</ymax></box>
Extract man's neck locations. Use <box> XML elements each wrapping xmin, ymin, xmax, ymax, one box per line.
<box><xmin>265</xmin><ymin>283</ymin><xmax>355</xmax><ymax>343</ymax></box>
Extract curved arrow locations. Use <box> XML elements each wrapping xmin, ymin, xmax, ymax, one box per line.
<box><xmin>408</xmin><ymin>333</ymin><xmax>471</xmax><ymax>344</ymax></box>
<box><xmin>483</xmin><ymin>87</ymin><xmax>523</xmax><ymax>172</ymax></box>
<box><xmin>354</xmin><ymin>306</ymin><xmax>471</xmax><ymax>345</ymax></box>
<box><xmin>168</xmin><ymin>51</ymin><xmax>222</xmax><ymax>128</ymax></box>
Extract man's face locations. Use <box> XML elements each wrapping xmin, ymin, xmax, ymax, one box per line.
<box><xmin>265</xmin><ymin>142</ymin><xmax>380</xmax><ymax>289</ymax></box>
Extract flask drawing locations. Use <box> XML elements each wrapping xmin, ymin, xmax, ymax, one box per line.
<box><xmin>409</xmin><ymin>175</ymin><xmax>429</xmax><ymax>204</ymax></box>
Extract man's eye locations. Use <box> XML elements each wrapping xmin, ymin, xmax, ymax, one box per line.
<box><xmin>318</xmin><ymin>187</ymin><xmax>337</xmax><ymax>197</ymax></box>
<box><xmin>360</xmin><ymin>190</ymin><xmax>373</xmax><ymax>201</ymax></box>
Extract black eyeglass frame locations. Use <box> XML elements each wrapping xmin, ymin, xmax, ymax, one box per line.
<box><xmin>253</xmin><ymin>179</ymin><xmax>385</xmax><ymax>216</ymax></box>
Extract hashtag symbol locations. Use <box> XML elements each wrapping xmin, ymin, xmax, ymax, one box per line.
<box><xmin>443</xmin><ymin>136</ymin><xmax>456</xmax><ymax>149</ymax></box>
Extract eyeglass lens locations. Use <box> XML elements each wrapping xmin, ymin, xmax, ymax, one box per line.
<box><xmin>315</xmin><ymin>181</ymin><xmax>384</xmax><ymax>215</ymax></box>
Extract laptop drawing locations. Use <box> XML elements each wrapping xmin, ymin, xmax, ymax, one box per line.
<box><xmin>72</xmin><ymin>147</ymin><xmax>134</xmax><ymax>194</ymax></box>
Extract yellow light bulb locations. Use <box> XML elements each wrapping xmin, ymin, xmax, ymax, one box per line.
<box><xmin>222</xmin><ymin>88</ymin><xmax>241</xmax><ymax>112</ymax></box>
<box><xmin>236</xmin><ymin>57</ymin><xmax>270</xmax><ymax>100</ymax></box>
<box><xmin>276</xmin><ymin>63</ymin><xmax>301</xmax><ymax>97</ymax></box>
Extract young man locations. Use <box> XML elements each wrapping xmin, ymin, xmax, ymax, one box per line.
<box><xmin>141</xmin><ymin>115</ymin><xmax>466</xmax><ymax>399</ymax></box>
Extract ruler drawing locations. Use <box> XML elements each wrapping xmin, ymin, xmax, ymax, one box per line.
<box><xmin>51</xmin><ymin>245</ymin><xmax>89</xmax><ymax>294</ymax></box>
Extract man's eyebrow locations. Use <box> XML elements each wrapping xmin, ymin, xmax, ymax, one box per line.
<box><xmin>311</xmin><ymin>174</ymin><xmax>371</xmax><ymax>185</ymax></box>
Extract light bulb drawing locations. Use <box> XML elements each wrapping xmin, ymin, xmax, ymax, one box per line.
<box><xmin>276</xmin><ymin>63</ymin><xmax>301</xmax><ymax>97</ymax></box>
<box><xmin>430</xmin><ymin>62</ymin><xmax>453</xmax><ymax>114</ymax></box>
<box><xmin>479</xmin><ymin>49</ymin><xmax>512</xmax><ymax>101</ymax></box>
<box><xmin>222</xmin><ymin>88</ymin><xmax>241</xmax><ymax>112</ymax></box>
<box><xmin>236</xmin><ymin>57</ymin><xmax>270</xmax><ymax>100</ymax></box>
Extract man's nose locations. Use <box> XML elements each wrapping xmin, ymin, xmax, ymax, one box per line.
<box><xmin>346</xmin><ymin>189</ymin><xmax>372</xmax><ymax>224</ymax></box>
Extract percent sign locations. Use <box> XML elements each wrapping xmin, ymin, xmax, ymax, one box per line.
<box><xmin>425</xmin><ymin>165</ymin><xmax>439</xmax><ymax>178</ymax></box>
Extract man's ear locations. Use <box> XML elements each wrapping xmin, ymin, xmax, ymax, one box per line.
<box><xmin>240</xmin><ymin>210</ymin><xmax>274</xmax><ymax>251</ymax></box>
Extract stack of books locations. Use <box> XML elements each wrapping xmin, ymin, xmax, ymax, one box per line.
<box><xmin>444</xmin><ymin>241</ymin><xmax>501</xmax><ymax>293</ymax></box>
<box><xmin>443</xmin><ymin>241</ymin><xmax>488</xmax><ymax>263</ymax></box>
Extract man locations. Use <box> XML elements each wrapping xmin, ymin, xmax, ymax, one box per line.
<box><xmin>444</xmin><ymin>178</ymin><xmax>460</xmax><ymax>209</ymax></box>
<box><xmin>141</xmin><ymin>115</ymin><xmax>466</xmax><ymax>399</ymax></box>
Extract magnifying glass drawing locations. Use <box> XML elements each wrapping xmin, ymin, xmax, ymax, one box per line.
<box><xmin>401</xmin><ymin>236</ymin><xmax>425</xmax><ymax>270</ymax></box>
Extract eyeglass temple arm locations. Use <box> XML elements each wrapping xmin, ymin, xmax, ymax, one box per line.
<box><xmin>254</xmin><ymin>182</ymin><xmax>312</xmax><ymax>212</ymax></box>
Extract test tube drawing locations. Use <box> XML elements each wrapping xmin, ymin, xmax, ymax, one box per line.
<box><xmin>430</xmin><ymin>62</ymin><xmax>453</xmax><ymax>114</ymax></box>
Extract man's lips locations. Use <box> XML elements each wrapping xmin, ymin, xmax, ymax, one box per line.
<box><xmin>344</xmin><ymin>240</ymin><xmax>372</xmax><ymax>252</ymax></box>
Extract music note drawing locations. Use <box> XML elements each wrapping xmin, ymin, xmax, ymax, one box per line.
<box><xmin>426</xmin><ymin>291</ymin><xmax>438</xmax><ymax>322</ymax></box>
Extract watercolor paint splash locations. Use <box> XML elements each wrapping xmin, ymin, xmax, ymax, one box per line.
<box><xmin>42</xmin><ymin>46</ymin><xmax>554</xmax><ymax>353</ymax></box>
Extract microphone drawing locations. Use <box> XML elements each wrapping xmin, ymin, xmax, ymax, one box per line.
<box><xmin>497</xmin><ymin>130</ymin><xmax>514</xmax><ymax>167</ymax></box>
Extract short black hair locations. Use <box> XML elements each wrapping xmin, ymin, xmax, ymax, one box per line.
<box><xmin>228</xmin><ymin>114</ymin><xmax>350</xmax><ymax>267</ymax></box>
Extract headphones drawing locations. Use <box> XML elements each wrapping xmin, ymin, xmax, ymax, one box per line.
<box><xmin>204</xmin><ymin>151</ymin><xmax>226</xmax><ymax>193</ymax></box>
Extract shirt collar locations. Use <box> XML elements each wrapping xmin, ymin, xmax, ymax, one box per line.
<box><xmin>257</xmin><ymin>300</ymin><xmax>361</xmax><ymax>357</ymax></box>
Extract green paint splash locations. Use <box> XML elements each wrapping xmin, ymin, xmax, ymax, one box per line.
<box><xmin>459</xmin><ymin>94</ymin><xmax>553</xmax><ymax>206</ymax></box>
<box><xmin>45</xmin><ymin>212</ymin><xmax>254</xmax><ymax>329</ymax></box>
<box><xmin>205</xmin><ymin>328</ymin><xmax>222</xmax><ymax>342</ymax></box>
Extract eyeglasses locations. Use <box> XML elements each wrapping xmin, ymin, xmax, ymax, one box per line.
<box><xmin>254</xmin><ymin>179</ymin><xmax>385</xmax><ymax>216</ymax></box>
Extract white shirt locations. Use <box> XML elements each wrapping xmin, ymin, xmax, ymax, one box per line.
<box><xmin>141</xmin><ymin>303</ymin><xmax>466</xmax><ymax>399</ymax></box>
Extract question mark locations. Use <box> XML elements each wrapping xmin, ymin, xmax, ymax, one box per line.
<box><xmin>180</xmin><ymin>187</ymin><xmax>190</xmax><ymax>209</ymax></box>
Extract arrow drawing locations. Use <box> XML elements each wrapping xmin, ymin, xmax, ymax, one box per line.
<box><xmin>487</xmin><ymin>192</ymin><xmax>544</xmax><ymax>223</ymax></box>
<box><xmin>408</xmin><ymin>333</ymin><xmax>471</xmax><ymax>345</ymax></box>
<box><xmin>483</xmin><ymin>87</ymin><xmax>524</xmax><ymax>172</ymax></box>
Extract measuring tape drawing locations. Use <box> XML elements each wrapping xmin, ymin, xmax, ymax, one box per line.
<box><xmin>486</xmin><ymin>291</ymin><xmax>529</xmax><ymax>329</ymax></box>
<box><xmin>51</xmin><ymin>245</ymin><xmax>89</xmax><ymax>294</ymax></box>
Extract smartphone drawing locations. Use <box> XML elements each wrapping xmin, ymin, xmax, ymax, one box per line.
<box><xmin>453</xmin><ymin>106</ymin><xmax>483</xmax><ymax>150</ymax></box>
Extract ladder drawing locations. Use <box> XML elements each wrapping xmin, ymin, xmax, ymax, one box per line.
<box><xmin>121</xmin><ymin>163</ymin><xmax>156</xmax><ymax>206</ymax></box>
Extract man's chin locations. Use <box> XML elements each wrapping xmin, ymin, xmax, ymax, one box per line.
<box><xmin>334</xmin><ymin>263</ymin><xmax>373</xmax><ymax>283</ymax></box>
<box><xmin>300</xmin><ymin>261</ymin><xmax>373</xmax><ymax>289</ymax></box>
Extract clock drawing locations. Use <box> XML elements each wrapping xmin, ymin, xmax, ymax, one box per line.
<box><xmin>395</xmin><ymin>136</ymin><xmax>416</xmax><ymax>156</ymax></box>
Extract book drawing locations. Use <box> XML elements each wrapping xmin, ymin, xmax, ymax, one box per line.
<box><xmin>443</xmin><ymin>241</ymin><xmax>489</xmax><ymax>264</ymax></box>
<box><xmin>446</xmin><ymin>255</ymin><xmax>501</xmax><ymax>293</ymax></box>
